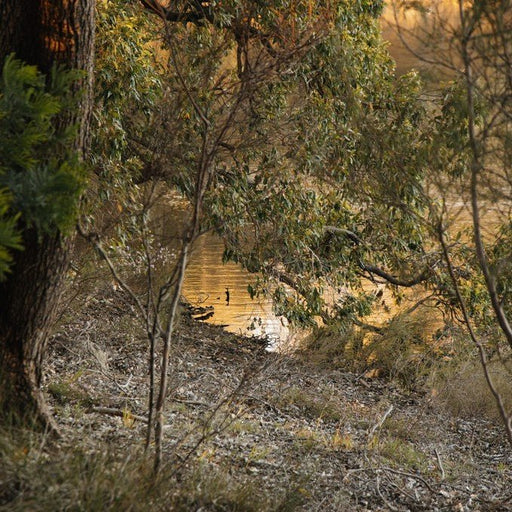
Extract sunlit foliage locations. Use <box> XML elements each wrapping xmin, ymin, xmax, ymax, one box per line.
<box><xmin>95</xmin><ymin>0</ymin><xmax>434</xmax><ymax>327</ymax></box>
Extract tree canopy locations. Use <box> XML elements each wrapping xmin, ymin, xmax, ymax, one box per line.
<box><xmin>91</xmin><ymin>0</ymin><xmax>435</xmax><ymax>331</ymax></box>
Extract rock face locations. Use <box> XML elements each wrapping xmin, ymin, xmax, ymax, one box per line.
<box><xmin>40</xmin><ymin>287</ymin><xmax>512</xmax><ymax>511</ymax></box>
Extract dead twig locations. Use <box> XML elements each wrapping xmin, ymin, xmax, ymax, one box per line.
<box><xmin>376</xmin><ymin>474</ymin><xmax>400</xmax><ymax>512</ymax></box>
<box><xmin>89</xmin><ymin>406</ymin><xmax>148</xmax><ymax>424</ymax></box>
<box><xmin>435</xmin><ymin>448</ymin><xmax>445</xmax><ymax>481</ymax></box>
<box><xmin>367</xmin><ymin>405</ymin><xmax>394</xmax><ymax>442</ymax></box>
<box><xmin>388</xmin><ymin>479</ymin><xmax>418</xmax><ymax>503</ymax></box>
<box><xmin>239</xmin><ymin>393</ymin><xmax>284</xmax><ymax>415</ymax></box>
<box><xmin>381</xmin><ymin>466</ymin><xmax>436</xmax><ymax>494</ymax></box>
<box><xmin>172</xmin><ymin>397</ymin><xmax>209</xmax><ymax>407</ymax></box>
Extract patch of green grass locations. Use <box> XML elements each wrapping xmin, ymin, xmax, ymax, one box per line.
<box><xmin>375</xmin><ymin>438</ymin><xmax>430</xmax><ymax>473</ymax></box>
<box><xmin>228</xmin><ymin>418</ymin><xmax>259</xmax><ymax>435</ymax></box>
<box><xmin>47</xmin><ymin>378</ymin><xmax>94</xmax><ymax>408</ymax></box>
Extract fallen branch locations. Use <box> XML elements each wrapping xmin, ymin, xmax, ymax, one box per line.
<box><xmin>88</xmin><ymin>406</ymin><xmax>148</xmax><ymax>424</ymax></box>
<box><xmin>172</xmin><ymin>398</ymin><xmax>209</xmax><ymax>408</ymax></box>
<box><xmin>376</xmin><ymin>475</ymin><xmax>400</xmax><ymax>512</ymax></box>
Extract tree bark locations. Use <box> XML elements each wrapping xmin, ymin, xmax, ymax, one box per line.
<box><xmin>0</xmin><ymin>0</ymin><xmax>95</xmax><ymax>429</ymax></box>
<box><xmin>0</xmin><ymin>232</ymin><xmax>73</xmax><ymax>428</ymax></box>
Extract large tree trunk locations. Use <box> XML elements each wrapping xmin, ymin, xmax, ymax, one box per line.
<box><xmin>0</xmin><ymin>233</ymin><xmax>73</xmax><ymax>428</ymax></box>
<box><xmin>0</xmin><ymin>0</ymin><xmax>95</xmax><ymax>429</ymax></box>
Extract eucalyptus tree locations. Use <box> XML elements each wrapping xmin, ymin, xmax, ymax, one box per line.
<box><xmin>90</xmin><ymin>0</ymin><xmax>344</xmax><ymax>471</ymax></box>
<box><xmin>0</xmin><ymin>0</ymin><xmax>437</xmax><ymax>433</ymax></box>
<box><xmin>440</xmin><ymin>0</ymin><xmax>512</xmax><ymax>444</ymax></box>
<box><xmin>74</xmin><ymin>0</ymin><xmax>439</xmax><ymax>470</ymax></box>
<box><xmin>126</xmin><ymin>0</ymin><xmax>437</xmax><ymax>333</ymax></box>
<box><xmin>0</xmin><ymin>0</ymin><xmax>94</xmax><ymax>428</ymax></box>
<box><xmin>180</xmin><ymin>0</ymin><xmax>435</xmax><ymax>327</ymax></box>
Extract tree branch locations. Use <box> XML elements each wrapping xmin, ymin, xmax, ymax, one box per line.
<box><xmin>139</xmin><ymin>0</ymin><xmax>214</xmax><ymax>25</ymax></box>
<box><xmin>273</xmin><ymin>269</ymin><xmax>383</xmax><ymax>332</ymax></box>
<box><xmin>324</xmin><ymin>225</ymin><xmax>431</xmax><ymax>287</ymax></box>
<box><xmin>324</xmin><ymin>225</ymin><xmax>362</xmax><ymax>244</ymax></box>
<box><xmin>360</xmin><ymin>263</ymin><xmax>430</xmax><ymax>288</ymax></box>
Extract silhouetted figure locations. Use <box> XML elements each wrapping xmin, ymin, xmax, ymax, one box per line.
<box><xmin>225</xmin><ymin>287</ymin><xmax>230</xmax><ymax>305</ymax></box>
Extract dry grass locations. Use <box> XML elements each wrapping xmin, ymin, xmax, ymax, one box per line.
<box><xmin>362</xmin><ymin>310</ymin><xmax>443</xmax><ymax>389</ymax></box>
<box><xmin>275</xmin><ymin>386</ymin><xmax>346</xmax><ymax>423</ymax></box>
<box><xmin>298</xmin><ymin>309</ymin><xmax>444</xmax><ymax>390</ymax></box>
<box><xmin>428</xmin><ymin>356</ymin><xmax>512</xmax><ymax>420</ymax></box>
<box><xmin>296</xmin><ymin>324</ymin><xmax>360</xmax><ymax>370</ymax></box>
<box><xmin>297</xmin><ymin>307</ymin><xmax>512</xmax><ymax>428</ymax></box>
<box><xmin>0</xmin><ymin>428</ymin><xmax>159</xmax><ymax>511</ymax></box>
<box><xmin>0</xmin><ymin>426</ymin><xmax>304</xmax><ymax>512</ymax></box>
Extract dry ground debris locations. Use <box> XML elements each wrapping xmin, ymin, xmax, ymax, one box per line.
<box><xmin>3</xmin><ymin>286</ymin><xmax>510</xmax><ymax>511</ymax></box>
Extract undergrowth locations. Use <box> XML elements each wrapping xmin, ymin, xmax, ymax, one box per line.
<box><xmin>298</xmin><ymin>309</ymin><xmax>512</xmax><ymax>424</ymax></box>
<box><xmin>0</xmin><ymin>427</ymin><xmax>303</xmax><ymax>512</ymax></box>
<box><xmin>428</xmin><ymin>352</ymin><xmax>512</xmax><ymax>421</ymax></box>
<box><xmin>298</xmin><ymin>308</ymin><xmax>445</xmax><ymax>390</ymax></box>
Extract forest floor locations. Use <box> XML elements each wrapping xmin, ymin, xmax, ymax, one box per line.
<box><xmin>2</xmin><ymin>286</ymin><xmax>512</xmax><ymax>511</ymax></box>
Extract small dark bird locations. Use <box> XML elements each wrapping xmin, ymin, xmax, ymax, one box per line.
<box><xmin>225</xmin><ymin>287</ymin><xmax>230</xmax><ymax>305</ymax></box>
